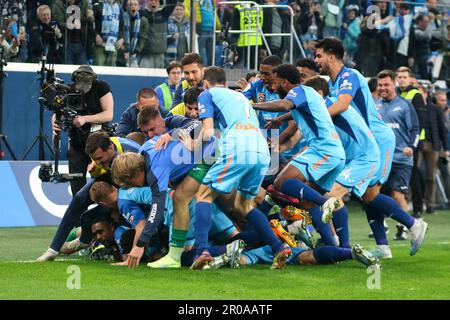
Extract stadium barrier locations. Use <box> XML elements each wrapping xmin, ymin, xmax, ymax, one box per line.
<box><xmin>0</xmin><ymin>160</ymin><xmax>88</xmax><ymax>227</ymax></box>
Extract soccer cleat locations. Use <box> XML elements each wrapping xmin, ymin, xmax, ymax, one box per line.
<box><xmin>90</xmin><ymin>243</ymin><xmax>114</xmax><ymax>261</ymax></box>
<box><xmin>270</xmin><ymin>219</ymin><xmax>297</xmax><ymax>248</ymax></box>
<box><xmin>281</xmin><ymin>205</ymin><xmax>312</xmax><ymax>224</ymax></box>
<box><xmin>266</xmin><ymin>185</ymin><xmax>301</xmax><ymax>207</ymax></box>
<box><xmin>226</xmin><ymin>240</ymin><xmax>246</xmax><ymax>269</ymax></box>
<box><xmin>36</xmin><ymin>248</ymin><xmax>58</xmax><ymax>262</ymax></box>
<box><xmin>370</xmin><ymin>245</ymin><xmax>393</xmax><ymax>259</ymax></box>
<box><xmin>60</xmin><ymin>238</ymin><xmax>89</xmax><ymax>255</ymax></box>
<box><xmin>352</xmin><ymin>244</ymin><xmax>380</xmax><ymax>267</ymax></box>
<box><xmin>287</xmin><ymin>220</ymin><xmax>316</xmax><ymax>249</ymax></box>
<box><xmin>270</xmin><ymin>244</ymin><xmax>292</xmax><ymax>270</ymax></box>
<box><xmin>409</xmin><ymin>219</ymin><xmax>428</xmax><ymax>256</ymax></box>
<box><xmin>321</xmin><ymin>197</ymin><xmax>340</xmax><ymax>223</ymax></box>
<box><xmin>393</xmin><ymin>224</ymin><xmax>408</xmax><ymax>241</ymax></box>
<box><xmin>147</xmin><ymin>255</ymin><xmax>181</xmax><ymax>268</ymax></box>
<box><xmin>190</xmin><ymin>250</ymin><xmax>214</xmax><ymax>270</ymax></box>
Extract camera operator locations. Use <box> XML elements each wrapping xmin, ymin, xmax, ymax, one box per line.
<box><xmin>52</xmin><ymin>64</ymin><xmax>114</xmax><ymax>195</ymax></box>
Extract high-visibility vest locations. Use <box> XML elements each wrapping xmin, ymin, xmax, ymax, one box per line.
<box><xmin>400</xmin><ymin>88</ymin><xmax>426</xmax><ymax>140</ymax></box>
<box><xmin>89</xmin><ymin>137</ymin><xmax>124</xmax><ymax>178</ymax></box>
<box><xmin>236</xmin><ymin>5</ymin><xmax>263</xmax><ymax>47</ymax></box>
<box><xmin>171</xmin><ymin>102</ymin><xmax>187</xmax><ymax>116</ymax></box>
<box><xmin>158</xmin><ymin>83</ymin><xmax>173</xmax><ymax>111</ymax></box>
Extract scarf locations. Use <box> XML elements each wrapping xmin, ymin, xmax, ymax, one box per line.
<box><xmin>101</xmin><ymin>1</ymin><xmax>121</xmax><ymax>52</ymax></box>
<box><xmin>123</xmin><ymin>11</ymin><xmax>141</xmax><ymax>54</ymax></box>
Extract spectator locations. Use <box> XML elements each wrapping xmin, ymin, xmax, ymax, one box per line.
<box><xmin>416</xmin><ymin>83</ymin><xmax>449</xmax><ymax>214</ymax></box>
<box><xmin>155</xmin><ymin>60</ymin><xmax>182</xmax><ymax>110</ymax></box>
<box><xmin>298</xmin><ymin>0</ymin><xmax>323</xmax><ymax>38</ymax></box>
<box><xmin>184</xmin><ymin>0</ymin><xmax>221</xmax><ymax>67</ymax></box>
<box><xmin>301</xmin><ymin>33</ymin><xmax>318</xmax><ymax>60</ymax></box>
<box><xmin>139</xmin><ymin>0</ymin><xmax>177</xmax><ymax>68</ymax></box>
<box><xmin>27</xmin><ymin>4</ymin><xmax>64</xmax><ymax>64</ymax></box>
<box><xmin>390</xmin><ymin>3</ymin><xmax>414</xmax><ymax>70</ymax></box>
<box><xmin>53</xmin><ymin>0</ymin><xmax>94</xmax><ymax>65</ymax></box>
<box><xmin>166</xmin><ymin>3</ymin><xmax>191</xmax><ymax>64</ymax></box>
<box><xmin>262</xmin><ymin>0</ymin><xmax>285</xmax><ymax>60</ymax></box>
<box><xmin>414</xmin><ymin>14</ymin><xmax>433</xmax><ymax>79</ymax></box>
<box><xmin>434</xmin><ymin>91</ymin><xmax>450</xmax><ymax>209</ymax></box>
<box><xmin>120</xmin><ymin>0</ymin><xmax>149</xmax><ymax>67</ymax></box>
<box><xmin>115</xmin><ymin>88</ymin><xmax>169</xmax><ymax>138</ymax></box>
<box><xmin>321</xmin><ymin>0</ymin><xmax>344</xmax><ymax>38</ymax></box>
<box><xmin>428</xmin><ymin>7</ymin><xmax>448</xmax><ymax>79</ymax></box>
<box><xmin>0</xmin><ymin>21</ymin><xmax>23</xmax><ymax>62</ymax></box>
<box><xmin>93</xmin><ymin>0</ymin><xmax>124</xmax><ymax>66</ymax></box>
<box><xmin>342</xmin><ymin>4</ymin><xmax>361</xmax><ymax>62</ymax></box>
<box><xmin>355</xmin><ymin>14</ymin><xmax>384</xmax><ymax>76</ymax></box>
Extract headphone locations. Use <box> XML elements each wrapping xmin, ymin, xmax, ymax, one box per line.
<box><xmin>71</xmin><ymin>65</ymin><xmax>98</xmax><ymax>82</ymax></box>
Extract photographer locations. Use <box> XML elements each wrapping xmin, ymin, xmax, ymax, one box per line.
<box><xmin>27</xmin><ymin>4</ymin><xmax>64</xmax><ymax>64</ymax></box>
<box><xmin>52</xmin><ymin>64</ymin><xmax>113</xmax><ymax>195</ymax></box>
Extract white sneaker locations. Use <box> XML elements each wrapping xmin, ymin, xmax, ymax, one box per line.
<box><xmin>321</xmin><ymin>197</ymin><xmax>340</xmax><ymax>223</ymax></box>
<box><xmin>36</xmin><ymin>248</ymin><xmax>58</xmax><ymax>262</ymax></box>
<box><xmin>226</xmin><ymin>240</ymin><xmax>246</xmax><ymax>269</ymax></box>
<box><xmin>370</xmin><ymin>245</ymin><xmax>393</xmax><ymax>259</ymax></box>
<box><xmin>409</xmin><ymin>219</ymin><xmax>428</xmax><ymax>256</ymax></box>
<box><xmin>60</xmin><ymin>239</ymin><xmax>89</xmax><ymax>255</ymax></box>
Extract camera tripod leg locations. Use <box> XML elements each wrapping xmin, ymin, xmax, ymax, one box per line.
<box><xmin>20</xmin><ymin>136</ymin><xmax>39</xmax><ymax>160</ymax></box>
<box><xmin>0</xmin><ymin>134</ymin><xmax>17</xmax><ymax>160</ymax></box>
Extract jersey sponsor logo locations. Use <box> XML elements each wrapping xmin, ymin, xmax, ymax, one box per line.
<box><xmin>287</xmin><ymin>90</ymin><xmax>297</xmax><ymax>98</ymax></box>
<box><xmin>388</xmin><ymin>123</ymin><xmax>400</xmax><ymax>129</ymax></box>
<box><xmin>340</xmin><ymin>79</ymin><xmax>353</xmax><ymax>91</ymax></box>
<box><xmin>198</xmin><ymin>103</ymin><xmax>206</xmax><ymax>114</ymax></box>
<box><xmin>148</xmin><ymin>203</ymin><xmax>157</xmax><ymax>223</ymax></box>
<box><xmin>257</xmin><ymin>93</ymin><xmax>266</xmax><ymax>102</ymax></box>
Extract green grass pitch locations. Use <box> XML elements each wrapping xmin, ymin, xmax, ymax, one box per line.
<box><xmin>1</xmin><ymin>204</ymin><xmax>449</xmax><ymax>300</ymax></box>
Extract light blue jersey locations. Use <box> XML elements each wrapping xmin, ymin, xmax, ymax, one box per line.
<box><xmin>286</xmin><ymin>85</ymin><xmax>345</xmax><ymax>159</ymax></box>
<box><xmin>199</xmin><ymin>87</ymin><xmax>269</xmax><ymax>156</ymax></box>
<box><xmin>199</xmin><ymin>87</ymin><xmax>270</xmax><ymax>197</ymax></box>
<box><xmin>242</xmin><ymin>79</ymin><xmax>302</xmax><ymax>160</ymax></box>
<box><xmin>324</xmin><ymin>97</ymin><xmax>380</xmax><ymax>198</ymax></box>
<box><xmin>284</xmin><ymin>85</ymin><xmax>345</xmax><ymax>192</ymax></box>
<box><xmin>328</xmin><ymin>66</ymin><xmax>395</xmax><ymax>185</ymax></box>
<box><xmin>324</xmin><ymin>96</ymin><xmax>379</xmax><ymax>161</ymax></box>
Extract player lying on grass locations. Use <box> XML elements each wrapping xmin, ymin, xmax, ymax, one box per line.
<box><xmin>37</xmin><ymin>132</ymin><xmax>141</xmax><ymax>262</ymax></box>
<box><xmin>90</xmin><ymin>180</ymin><xmax>249</xmax><ymax>268</ymax></box>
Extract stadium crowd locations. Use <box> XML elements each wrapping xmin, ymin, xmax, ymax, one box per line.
<box><xmin>34</xmin><ymin>33</ymin><xmax>448</xmax><ymax>270</ymax></box>
<box><xmin>1</xmin><ymin>0</ymin><xmax>449</xmax><ymax>80</ymax></box>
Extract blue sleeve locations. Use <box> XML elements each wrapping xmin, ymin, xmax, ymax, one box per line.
<box><xmin>241</xmin><ymin>81</ymin><xmax>256</xmax><ymax>100</ymax></box>
<box><xmin>405</xmin><ymin>102</ymin><xmax>420</xmax><ymax>149</ymax></box>
<box><xmin>118</xmin><ymin>199</ymin><xmax>146</xmax><ymax>226</ymax></box>
<box><xmin>138</xmin><ymin>154</ymin><xmax>170</xmax><ymax>244</ymax></box>
<box><xmin>118</xmin><ymin>137</ymin><xmax>141</xmax><ymax>153</ymax></box>
<box><xmin>155</xmin><ymin>86</ymin><xmax>165</xmax><ymax>109</ymax></box>
<box><xmin>198</xmin><ymin>91</ymin><xmax>215</xmax><ymax>120</ymax></box>
<box><xmin>285</xmin><ymin>88</ymin><xmax>304</xmax><ymax>110</ymax></box>
<box><xmin>115</xmin><ymin>109</ymin><xmax>132</xmax><ymax>137</ymax></box>
<box><xmin>337</xmin><ymin>72</ymin><xmax>360</xmax><ymax>98</ymax></box>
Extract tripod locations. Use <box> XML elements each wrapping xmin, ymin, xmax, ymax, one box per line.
<box><xmin>0</xmin><ymin>46</ymin><xmax>17</xmax><ymax>160</ymax></box>
<box><xmin>21</xmin><ymin>57</ymin><xmax>54</xmax><ymax>160</ymax></box>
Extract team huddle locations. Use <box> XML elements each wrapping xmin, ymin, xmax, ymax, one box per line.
<box><xmin>37</xmin><ymin>38</ymin><xmax>428</xmax><ymax>271</ymax></box>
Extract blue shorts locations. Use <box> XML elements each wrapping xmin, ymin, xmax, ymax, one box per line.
<box><xmin>335</xmin><ymin>156</ymin><xmax>379</xmax><ymax>198</ymax></box>
<box><xmin>385</xmin><ymin>163</ymin><xmax>412</xmax><ymax>194</ymax></box>
<box><xmin>203</xmin><ymin>151</ymin><xmax>270</xmax><ymax>198</ymax></box>
<box><xmin>289</xmin><ymin>148</ymin><xmax>345</xmax><ymax>192</ymax></box>
<box><xmin>371</xmin><ymin>127</ymin><xmax>395</xmax><ymax>186</ymax></box>
<box><xmin>241</xmin><ymin>245</ymin><xmax>306</xmax><ymax>265</ymax></box>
